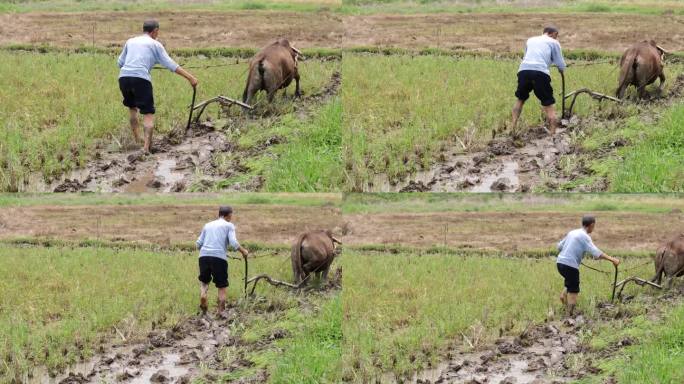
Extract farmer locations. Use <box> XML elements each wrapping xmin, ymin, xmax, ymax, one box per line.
<box><xmin>511</xmin><ymin>25</ymin><xmax>567</xmax><ymax>135</ymax></box>
<box><xmin>117</xmin><ymin>19</ymin><xmax>198</xmax><ymax>154</ymax></box>
<box><xmin>196</xmin><ymin>206</ymin><xmax>249</xmax><ymax>315</ymax></box>
<box><xmin>556</xmin><ymin>215</ymin><xmax>620</xmax><ymax>316</ymax></box>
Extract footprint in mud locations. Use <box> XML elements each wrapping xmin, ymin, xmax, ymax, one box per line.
<box><xmin>25</xmin><ymin>70</ymin><xmax>342</xmax><ymax>194</ymax></box>
<box><xmin>34</xmin><ymin>311</ymin><xmax>267</xmax><ymax>384</ymax></box>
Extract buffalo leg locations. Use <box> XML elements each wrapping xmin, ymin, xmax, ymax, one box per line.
<box><xmin>294</xmin><ymin>74</ymin><xmax>301</xmax><ymax>98</ymax></box>
<box><xmin>658</xmin><ymin>73</ymin><xmax>666</xmax><ymax>91</ymax></box>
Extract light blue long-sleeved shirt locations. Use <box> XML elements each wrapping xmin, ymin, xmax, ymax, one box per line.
<box><xmin>196</xmin><ymin>218</ymin><xmax>240</xmax><ymax>260</ymax></box>
<box><xmin>117</xmin><ymin>34</ymin><xmax>179</xmax><ymax>82</ymax></box>
<box><xmin>518</xmin><ymin>34</ymin><xmax>567</xmax><ymax>75</ymax></box>
<box><xmin>556</xmin><ymin>228</ymin><xmax>603</xmax><ymax>269</ymax></box>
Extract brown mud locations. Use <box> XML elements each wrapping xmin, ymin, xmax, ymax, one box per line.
<box><xmin>29</xmin><ymin>269</ymin><xmax>341</xmax><ymax>384</ymax></box>
<box><xmin>373</xmin><ymin>74</ymin><xmax>684</xmax><ymax>193</ymax></box>
<box><xmin>24</xmin><ymin>70</ymin><xmax>340</xmax><ymax>193</ymax></box>
<box><xmin>397</xmin><ymin>283</ymin><xmax>684</xmax><ymax>384</ymax></box>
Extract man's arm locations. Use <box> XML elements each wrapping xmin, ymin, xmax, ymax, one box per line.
<box><xmin>155</xmin><ymin>43</ymin><xmax>198</xmax><ymax>87</ymax></box>
<box><xmin>117</xmin><ymin>43</ymin><xmax>128</xmax><ymax>68</ymax></box>
<box><xmin>227</xmin><ymin>225</ymin><xmax>249</xmax><ymax>257</ymax></box>
<box><xmin>196</xmin><ymin>228</ymin><xmax>206</xmax><ymax>250</ymax></box>
<box><xmin>586</xmin><ymin>236</ymin><xmax>619</xmax><ymax>266</ymax></box>
<box><xmin>552</xmin><ymin>42</ymin><xmax>567</xmax><ymax>72</ymax></box>
<box><xmin>557</xmin><ymin>236</ymin><xmax>566</xmax><ymax>251</ymax></box>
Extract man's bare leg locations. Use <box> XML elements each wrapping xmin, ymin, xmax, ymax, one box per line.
<box><xmin>199</xmin><ymin>282</ymin><xmax>209</xmax><ymax>314</ymax></box>
<box><xmin>511</xmin><ymin>99</ymin><xmax>525</xmax><ymax>131</ymax></box>
<box><xmin>543</xmin><ymin>104</ymin><xmax>558</xmax><ymax>135</ymax></box>
<box><xmin>142</xmin><ymin>113</ymin><xmax>155</xmax><ymax>153</ymax></box>
<box><xmin>566</xmin><ymin>292</ymin><xmax>578</xmax><ymax>317</ymax></box>
<box><xmin>217</xmin><ymin>287</ymin><xmax>227</xmax><ymax>313</ymax></box>
<box><xmin>559</xmin><ymin>288</ymin><xmax>567</xmax><ymax>305</ymax></box>
<box><xmin>129</xmin><ymin>108</ymin><xmax>142</xmax><ymax>143</ymax></box>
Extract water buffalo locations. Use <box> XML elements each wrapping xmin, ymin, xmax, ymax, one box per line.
<box><xmin>291</xmin><ymin>230</ymin><xmax>341</xmax><ymax>285</ymax></box>
<box><xmin>242</xmin><ymin>38</ymin><xmax>303</xmax><ymax>105</ymax></box>
<box><xmin>651</xmin><ymin>233</ymin><xmax>684</xmax><ymax>287</ymax></box>
<box><xmin>616</xmin><ymin>40</ymin><xmax>667</xmax><ymax>99</ymax></box>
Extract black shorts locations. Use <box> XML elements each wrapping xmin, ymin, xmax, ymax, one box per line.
<box><xmin>198</xmin><ymin>256</ymin><xmax>228</xmax><ymax>288</ymax></box>
<box><xmin>557</xmin><ymin>263</ymin><xmax>580</xmax><ymax>293</ymax></box>
<box><xmin>119</xmin><ymin>77</ymin><xmax>155</xmax><ymax>114</ymax></box>
<box><xmin>515</xmin><ymin>70</ymin><xmax>555</xmax><ymax>106</ymax></box>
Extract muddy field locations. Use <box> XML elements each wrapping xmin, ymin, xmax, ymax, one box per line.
<box><xmin>372</xmin><ymin>73</ymin><xmax>684</xmax><ymax>193</ymax></box>
<box><xmin>3</xmin><ymin>11</ymin><xmax>684</xmax><ymax>53</ymax></box>
<box><xmin>343</xmin><ymin>210</ymin><xmax>683</xmax><ymax>252</ymax></box>
<box><xmin>1</xmin><ymin>201</ymin><xmax>680</xmax><ymax>252</ymax></box>
<box><xmin>343</xmin><ymin>12</ymin><xmax>684</xmax><ymax>52</ymax></box>
<box><xmin>0</xmin><ymin>203</ymin><xmax>343</xmax><ymax>246</ymax></box>
<box><xmin>406</xmin><ymin>285</ymin><xmax>684</xmax><ymax>384</ymax></box>
<box><xmin>30</xmin><ymin>278</ymin><xmax>341</xmax><ymax>384</ymax></box>
<box><xmin>0</xmin><ymin>11</ymin><xmax>344</xmax><ymax>49</ymax></box>
<box><xmin>26</xmin><ymin>70</ymin><xmax>340</xmax><ymax>194</ymax></box>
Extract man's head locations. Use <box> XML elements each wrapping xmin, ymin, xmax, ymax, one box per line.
<box><xmin>143</xmin><ymin>19</ymin><xmax>160</xmax><ymax>39</ymax></box>
<box><xmin>582</xmin><ymin>215</ymin><xmax>596</xmax><ymax>233</ymax></box>
<box><xmin>218</xmin><ymin>206</ymin><xmax>233</xmax><ymax>220</ymax></box>
<box><xmin>543</xmin><ymin>25</ymin><xmax>559</xmax><ymax>40</ymax></box>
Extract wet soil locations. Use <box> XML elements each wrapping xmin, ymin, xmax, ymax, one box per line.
<box><xmin>374</xmin><ymin>74</ymin><xmax>684</xmax><ymax>193</ymax></box>
<box><xmin>27</xmin><ymin>70</ymin><xmax>340</xmax><ymax>193</ymax></box>
<box><xmin>30</xmin><ymin>269</ymin><xmax>341</xmax><ymax>384</ymax></box>
<box><xmin>400</xmin><ymin>284</ymin><xmax>684</xmax><ymax>384</ymax></box>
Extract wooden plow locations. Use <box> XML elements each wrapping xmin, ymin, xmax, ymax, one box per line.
<box><xmin>560</xmin><ymin>72</ymin><xmax>622</xmax><ymax>119</ymax></box>
<box><xmin>186</xmin><ymin>93</ymin><xmax>254</xmax><ymax>131</ymax></box>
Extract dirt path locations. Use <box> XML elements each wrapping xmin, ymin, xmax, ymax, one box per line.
<box><xmin>25</xmin><ymin>70</ymin><xmax>340</xmax><ymax>194</ymax></box>
<box><xmin>31</xmin><ymin>277</ymin><xmax>340</xmax><ymax>384</ymax></box>
<box><xmin>0</xmin><ymin>11</ymin><xmax>344</xmax><ymax>49</ymax></box>
<box><xmin>373</xmin><ymin>74</ymin><xmax>684</xmax><ymax>193</ymax></box>
<box><xmin>401</xmin><ymin>285</ymin><xmax>684</xmax><ymax>384</ymax></box>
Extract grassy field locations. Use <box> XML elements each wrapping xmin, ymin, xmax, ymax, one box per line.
<box><xmin>2</xmin><ymin>0</ymin><xmax>683</xmax><ymax>15</ymax></box>
<box><xmin>341</xmin><ymin>249</ymin><xmax>664</xmax><ymax>382</ymax></box>
<box><xmin>0</xmin><ymin>244</ymin><xmax>340</xmax><ymax>383</ymax></box>
<box><xmin>0</xmin><ymin>50</ymin><xmax>339</xmax><ymax>192</ymax></box>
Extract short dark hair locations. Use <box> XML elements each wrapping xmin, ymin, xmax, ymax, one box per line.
<box><xmin>582</xmin><ymin>215</ymin><xmax>596</xmax><ymax>227</ymax></box>
<box><xmin>219</xmin><ymin>206</ymin><xmax>233</xmax><ymax>217</ymax></box>
<box><xmin>143</xmin><ymin>19</ymin><xmax>160</xmax><ymax>33</ymax></box>
<box><xmin>543</xmin><ymin>25</ymin><xmax>559</xmax><ymax>34</ymax></box>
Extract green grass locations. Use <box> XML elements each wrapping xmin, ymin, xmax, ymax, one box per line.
<box><xmin>0</xmin><ymin>50</ymin><xmax>338</xmax><ymax>192</ymax></box>
<box><xmin>605</xmin><ymin>103</ymin><xmax>684</xmax><ymax>192</ymax></box>
<box><xmin>0</xmin><ymin>0</ymin><xmax>340</xmax><ymax>13</ymax></box>
<box><xmin>338</xmin><ymin>0</ymin><xmax>684</xmax><ymax>15</ymax></box>
<box><xmin>0</xmin><ymin>192</ymin><xmax>342</xmax><ymax>207</ymax></box>
<box><xmin>262</xmin><ymin>99</ymin><xmax>344</xmax><ymax>192</ymax></box>
<box><xmin>0</xmin><ymin>245</ymin><xmax>339</xmax><ymax>383</ymax></box>
<box><xmin>342</xmin><ymin>54</ymin><xmax>677</xmax><ymax>190</ymax></box>
<box><xmin>342</xmin><ymin>249</ymin><xmax>655</xmax><ymax>382</ymax></box>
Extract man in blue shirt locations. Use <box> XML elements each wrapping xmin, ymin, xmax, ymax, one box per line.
<box><xmin>557</xmin><ymin>215</ymin><xmax>620</xmax><ymax>316</ymax></box>
<box><xmin>196</xmin><ymin>206</ymin><xmax>249</xmax><ymax>315</ymax></box>
<box><xmin>118</xmin><ymin>19</ymin><xmax>198</xmax><ymax>154</ymax></box>
<box><xmin>511</xmin><ymin>25</ymin><xmax>567</xmax><ymax>135</ymax></box>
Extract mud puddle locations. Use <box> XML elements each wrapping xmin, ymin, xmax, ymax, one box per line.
<box><xmin>404</xmin><ymin>319</ymin><xmax>580</xmax><ymax>384</ymax></box>
<box><xmin>23</xmin><ymin>70</ymin><xmax>341</xmax><ymax>193</ymax></box>
<box><xmin>374</xmin><ymin>125</ymin><xmax>576</xmax><ymax>193</ymax></box>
